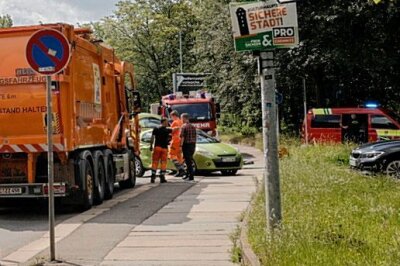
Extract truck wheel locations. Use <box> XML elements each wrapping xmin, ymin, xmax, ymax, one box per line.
<box><xmin>93</xmin><ymin>152</ymin><xmax>106</xmax><ymax>205</ymax></box>
<box><xmin>119</xmin><ymin>151</ymin><xmax>136</xmax><ymax>189</ymax></box>
<box><xmin>135</xmin><ymin>156</ymin><xmax>145</xmax><ymax>177</ymax></box>
<box><xmin>80</xmin><ymin>159</ymin><xmax>94</xmax><ymax>210</ymax></box>
<box><xmin>104</xmin><ymin>154</ymin><xmax>115</xmax><ymax>200</ymax></box>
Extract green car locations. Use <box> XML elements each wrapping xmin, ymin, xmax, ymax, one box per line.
<box><xmin>138</xmin><ymin>113</ymin><xmax>162</xmax><ymax>131</ymax></box>
<box><xmin>136</xmin><ymin>129</ymin><xmax>243</xmax><ymax>177</ymax></box>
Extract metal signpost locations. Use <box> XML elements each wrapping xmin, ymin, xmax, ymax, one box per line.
<box><xmin>26</xmin><ymin>28</ymin><xmax>71</xmax><ymax>261</ymax></box>
<box><xmin>230</xmin><ymin>0</ymin><xmax>299</xmax><ymax>230</ymax></box>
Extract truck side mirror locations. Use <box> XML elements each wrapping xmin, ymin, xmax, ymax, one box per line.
<box><xmin>216</xmin><ymin>103</ymin><xmax>221</xmax><ymax>114</ymax></box>
<box><xmin>216</xmin><ymin>113</ymin><xmax>221</xmax><ymax>119</ymax></box>
<box><xmin>132</xmin><ymin>91</ymin><xmax>141</xmax><ymax>113</ymax></box>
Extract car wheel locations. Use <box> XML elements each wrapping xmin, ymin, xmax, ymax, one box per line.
<box><xmin>221</xmin><ymin>169</ymin><xmax>238</xmax><ymax>176</ymax></box>
<box><xmin>386</xmin><ymin>160</ymin><xmax>400</xmax><ymax>179</ymax></box>
<box><xmin>135</xmin><ymin>156</ymin><xmax>145</xmax><ymax>177</ymax></box>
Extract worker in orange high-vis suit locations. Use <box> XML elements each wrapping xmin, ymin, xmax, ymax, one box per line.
<box><xmin>169</xmin><ymin>110</ymin><xmax>185</xmax><ymax>177</ymax></box>
<box><xmin>150</xmin><ymin>118</ymin><xmax>172</xmax><ymax>183</ymax></box>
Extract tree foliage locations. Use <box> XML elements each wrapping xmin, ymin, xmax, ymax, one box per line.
<box><xmin>98</xmin><ymin>0</ymin><xmax>400</xmax><ymax>133</ymax></box>
<box><xmin>0</xmin><ymin>14</ymin><xmax>13</xmax><ymax>28</ymax></box>
<box><xmin>99</xmin><ymin>0</ymin><xmax>197</xmax><ymax>108</ymax></box>
<box><xmin>277</xmin><ymin>0</ymin><xmax>400</xmax><ymax>131</ymax></box>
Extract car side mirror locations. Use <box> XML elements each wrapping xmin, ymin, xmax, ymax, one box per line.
<box><xmin>132</xmin><ymin>91</ymin><xmax>141</xmax><ymax>113</ymax></box>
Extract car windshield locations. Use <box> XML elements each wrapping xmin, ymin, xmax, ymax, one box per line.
<box><xmin>385</xmin><ymin>109</ymin><xmax>400</xmax><ymax>124</ymax></box>
<box><xmin>140</xmin><ymin>117</ymin><xmax>161</xmax><ymax>128</ymax></box>
<box><xmin>171</xmin><ymin>103</ymin><xmax>212</xmax><ymax>121</ymax></box>
<box><xmin>141</xmin><ymin>131</ymin><xmax>153</xmax><ymax>143</ymax></box>
<box><xmin>196</xmin><ymin>130</ymin><xmax>219</xmax><ymax>144</ymax></box>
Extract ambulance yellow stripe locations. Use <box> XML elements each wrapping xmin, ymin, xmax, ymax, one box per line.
<box><xmin>376</xmin><ymin>129</ymin><xmax>400</xmax><ymax>137</ymax></box>
<box><xmin>313</xmin><ymin>109</ymin><xmax>325</xmax><ymax>115</ymax></box>
<box><xmin>312</xmin><ymin>108</ymin><xmax>332</xmax><ymax>115</ymax></box>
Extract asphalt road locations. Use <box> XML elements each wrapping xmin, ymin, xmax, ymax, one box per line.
<box><xmin>0</xmin><ymin>145</ymin><xmax>262</xmax><ymax>265</ymax></box>
<box><xmin>0</xmin><ymin>199</ymin><xmax>73</xmax><ymax>259</ymax></box>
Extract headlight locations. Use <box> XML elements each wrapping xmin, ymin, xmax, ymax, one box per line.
<box><xmin>360</xmin><ymin>151</ymin><xmax>384</xmax><ymax>159</ymax></box>
<box><xmin>196</xmin><ymin>148</ymin><xmax>214</xmax><ymax>157</ymax></box>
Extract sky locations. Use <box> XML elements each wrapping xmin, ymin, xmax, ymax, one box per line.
<box><xmin>0</xmin><ymin>0</ymin><xmax>120</xmax><ymax>26</ymax></box>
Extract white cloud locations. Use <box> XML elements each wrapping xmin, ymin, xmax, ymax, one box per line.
<box><xmin>0</xmin><ymin>0</ymin><xmax>118</xmax><ymax>26</ymax></box>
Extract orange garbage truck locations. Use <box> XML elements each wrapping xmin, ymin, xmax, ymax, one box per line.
<box><xmin>0</xmin><ymin>24</ymin><xmax>141</xmax><ymax>210</ymax></box>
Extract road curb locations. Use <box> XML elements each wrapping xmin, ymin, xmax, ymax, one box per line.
<box><xmin>239</xmin><ymin>175</ymin><xmax>261</xmax><ymax>266</ymax></box>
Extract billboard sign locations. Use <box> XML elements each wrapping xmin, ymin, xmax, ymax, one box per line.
<box><xmin>230</xmin><ymin>1</ymin><xmax>299</xmax><ymax>52</ymax></box>
<box><xmin>173</xmin><ymin>73</ymin><xmax>211</xmax><ymax>93</ymax></box>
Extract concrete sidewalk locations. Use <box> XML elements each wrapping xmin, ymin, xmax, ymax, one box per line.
<box><xmin>101</xmin><ymin>145</ymin><xmax>262</xmax><ymax>266</ymax></box>
<box><xmin>14</xmin><ymin>145</ymin><xmax>262</xmax><ymax>266</ymax></box>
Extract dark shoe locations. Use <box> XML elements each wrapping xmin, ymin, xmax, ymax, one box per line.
<box><xmin>169</xmin><ymin>170</ymin><xmax>177</xmax><ymax>175</ymax></box>
<box><xmin>174</xmin><ymin>169</ymin><xmax>185</xmax><ymax>177</ymax></box>
<box><xmin>150</xmin><ymin>174</ymin><xmax>156</xmax><ymax>183</ymax></box>
<box><xmin>182</xmin><ymin>175</ymin><xmax>189</xmax><ymax>180</ymax></box>
<box><xmin>160</xmin><ymin>175</ymin><xmax>167</xmax><ymax>183</ymax></box>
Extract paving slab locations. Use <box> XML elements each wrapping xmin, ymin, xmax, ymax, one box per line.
<box><xmin>102</xmin><ymin>145</ymin><xmax>262</xmax><ymax>265</ymax></box>
<box><xmin>105</xmin><ymin>246</ymin><xmax>232</xmax><ymax>261</ymax></box>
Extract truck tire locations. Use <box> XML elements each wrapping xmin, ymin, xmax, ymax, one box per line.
<box><xmin>80</xmin><ymin>158</ymin><xmax>95</xmax><ymax>211</ymax></box>
<box><xmin>93</xmin><ymin>151</ymin><xmax>106</xmax><ymax>205</ymax></box>
<box><xmin>119</xmin><ymin>151</ymin><xmax>136</xmax><ymax>189</ymax></box>
<box><xmin>104</xmin><ymin>151</ymin><xmax>115</xmax><ymax>200</ymax></box>
<box><xmin>135</xmin><ymin>155</ymin><xmax>145</xmax><ymax>177</ymax></box>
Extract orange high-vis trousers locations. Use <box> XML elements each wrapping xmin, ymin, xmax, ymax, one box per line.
<box><xmin>169</xmin><ymin>140</ymin><xmax>184</xmax><ymax>165</ymax></box>
<box><xmin>152</xmin><ymin>146</ymin><xmax>168</xmax><ymax>171</ymax></box>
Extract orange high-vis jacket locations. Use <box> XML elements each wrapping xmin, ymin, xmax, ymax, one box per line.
<box><xmin>171</xmin><ymin>119</ymin><xmax>183</xmax><ymax>142</ymax></box>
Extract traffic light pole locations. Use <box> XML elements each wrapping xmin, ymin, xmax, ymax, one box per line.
<box><xmin>259</xmin><ymin>51</ymin><xmax>282</xmax><ymax>230</ymax></box>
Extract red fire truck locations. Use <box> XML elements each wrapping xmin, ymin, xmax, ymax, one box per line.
<box><xmin>152</xmin><ymin>91</ymin><xmax>220</xmax><ymax>136</ymax></box>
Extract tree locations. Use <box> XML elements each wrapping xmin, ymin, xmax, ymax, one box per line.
<box><xmin>97</xmin><ymin>0</ymin><xmax>400</xmax><ymax>133</ymax></box>
<box><xmin>98</xmin><ymin>0</ymin><xmax>197</xmax><ymax>109</ymax></box>
<box><xmin>0</xmin><ymin>14</ymin><xmax>13</xmax><ymax>28</ymax></box>
<box><xmin>191</xmin><ymin>0</ymin><xmax>261</xmax><ymax>130</ymax></box>
<box><xmin>276</xmin><ymin>0</ymin><xmax>400</xmax><ymax>132</ymax></box>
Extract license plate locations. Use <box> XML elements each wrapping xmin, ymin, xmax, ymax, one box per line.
<box><xmin>222</xmin><ymin>157</ymin><xmax>236</xmax><ymax>162</ymax></box>
<box><xmin>349</xmin><ymin>157</ymin><xmax>357</xmax><ymax>167</ymax></box>
<box><xmin>0</xmin><ymin>187</ymin><xmax>22</xmax><ymax>195</ymax></box>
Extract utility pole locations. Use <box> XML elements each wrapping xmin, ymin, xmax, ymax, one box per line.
<box><xmin>179</xmin><ymin>31</ymin><xmax>183</xmax><ymax>73</ymax></box>
<box><xmin>303</xmin><ymin>77</ymin><xmax>308</xmax><ymax>145</ymax></box>
<box><xmin>259</xmin><ymin>51</ymin><xmax>282</xmax><ymax>230</ymax></box>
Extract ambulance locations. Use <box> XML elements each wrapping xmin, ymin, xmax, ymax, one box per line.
<box><xmin>303</xmin><ymin>106</ymin><xmax>400</xmax><ymax>143</ymax></box>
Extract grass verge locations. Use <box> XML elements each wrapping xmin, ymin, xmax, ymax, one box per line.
<box><xmin>247</xmin><ymin>142</ymin><xmax>400</xmax><ymax>265</ymax></box>
<box><xmin>219</xmin><ymin>131</ymin><xmax>263</xmax><ymax>151</ymax></box>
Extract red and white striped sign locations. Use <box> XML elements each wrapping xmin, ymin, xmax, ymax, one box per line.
<box><xmin>0</xmin><ymin>144</ymin><xmax>65</xmax><ymax>153</ymax></box>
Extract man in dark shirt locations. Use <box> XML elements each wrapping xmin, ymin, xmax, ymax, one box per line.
<box><xmin>180</xmin><ymin>113</ymin><xmax>197</xmax><ymax>181</ymax></box>
<box><xmin>150</xmin><ymin>118</ymin><xmax>172</xmax><ymax>183</ymax></box>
